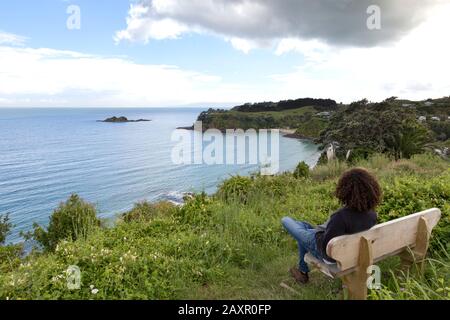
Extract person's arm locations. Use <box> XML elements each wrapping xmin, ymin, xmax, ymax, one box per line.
<box><xmin>321</xmin><ymin>212</ymin><xmax>346</xmax><ymax>261</ymax></box>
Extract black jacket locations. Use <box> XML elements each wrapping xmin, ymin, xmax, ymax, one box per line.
<box><xmin>315</xmin><ymin>207</ymin><xmax>377</xmax><ymax>263</ymax></box>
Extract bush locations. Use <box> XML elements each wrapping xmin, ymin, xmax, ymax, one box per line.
<box><xmin>0</xmin><ymin>214</ymin><xmax>23</xmax><ymax>274</ymax></box>
<box><xmin>378</xmin><ymin>172</ymin><xmax>450</xmax><ymax>252</ymax></box>
<box><xmin>27</xmin><ymin>194</ymin><xmax>100</xmax><ymax>251</ymax></box>
<box><xmin>122</xmin><ymin>201</ymin><xmax>176</xmax><ymax>223</ymax></box>
<box><xmin>0</xmin><ymin>214</ymin><xmax>12</xmax><ymax>245</ymax></box>
<box><xmin>217</xmin><ymin>176</ymin><xmax>253</xmax><ymax>203</ymax></box>
<box><xmin>293</xmin><ymin>161</ymin><xmax>310</xmax><ymax>179</ymax></box>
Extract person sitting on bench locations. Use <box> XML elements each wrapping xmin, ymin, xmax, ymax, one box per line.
<box><xmin>281</xmin><ymin>167</ymin><xmax>382</xmax><ymax>284</ymax></box>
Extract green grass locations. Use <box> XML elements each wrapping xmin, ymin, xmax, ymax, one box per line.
<box><xmin>199</xmin><ymin>106</ymin><xmax>317</xmax><ymax>131</ymax></box>
<box><xmin>0</xmin><ymin>153</ymin><xmax>449</xmax><ymax>300</ymax></box>
<box><xmin>295</xmin><ymin>117</ymin><xmax>329</xmax><ymax>139</ymax></box>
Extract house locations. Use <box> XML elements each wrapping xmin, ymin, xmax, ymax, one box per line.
<box><xmin>424</xmin><ymin>101</ymin><xmax>434</xmax><ymax>107</ymax></box>
<box><xmin>418</xmin><ymin>116</ymin><xmax>427</xmax><ymax>122</ymax></box>
<box><xmin>316</xmin><ymin>111</ymin><xmax>332</xmax><ymax>118</ymax></box>
<box><xmin>431</xmin><ymin>116</ymin><xmax>441</xmax><ymax>121</ymax></box>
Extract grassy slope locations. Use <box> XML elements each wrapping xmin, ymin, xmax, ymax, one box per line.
<box><xmin>1</xmin><ymin>154</ymin><xmax>449</xmax><ymax>300</ymax></box>
<box><xmin>200</xmin><ymin>106</ymin><xmax>319</xmax><ymax>131</ymax></box>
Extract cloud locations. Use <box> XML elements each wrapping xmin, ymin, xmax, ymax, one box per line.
<box><xmin>270</xmin><ymin>4</ymin><xmax>450</xmax><ymax>103</ymax></box>
<box><xmin>0</xmin><ymin>31</ymin><xmax>28</xmax><ymax>46</ymax></box>
<box><xmin>1</xmin><ymin>1</ymin><xmax>449</xmax><ymax>108</ymax></box>
<box><xmin>0</xmin><ymin>44</ymin><xmax>262</xmax><ymax>107</ymax></box>
<box><xmin>115</xmin><ymin>0</ymin><xmax>443</xmax><ymax>51</ymax></box>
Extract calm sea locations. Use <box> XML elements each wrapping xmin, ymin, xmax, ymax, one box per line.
<box><xmin>0</xmin><ymin>108</ymin><xmax>320</xmax><ymax>242</ymax></box>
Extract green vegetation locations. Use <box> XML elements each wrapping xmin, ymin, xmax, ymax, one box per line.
<box><xmin>293</xmin><ymin>161</ymin><xmax>310</xmax><ymax>179</ymax></box>
<box><xmin>1</xmin><ymin>154</ymin><xmax>449</xmax><ymax>300</ymax></box>
<box><xmin>295</xmin><ymin>115</ymin><xmax>329</xmax><ymax>139</ymax></box>
<box><xmin>25</xmin><ymin>194</ymin><xmax>100</xmax><ymax>252</ymax></box>
<box><xmin>196</xmin><ymin>96</ymin><xmax>449</xmax><ymax>159</ymax></box>
<box><xmin>0</xmin><ymin>214</ymin><xmax>23</xmax><ymax>274</ymax></box>
<box><xmin>231</xmin><ymin>98</ymin><xmax>337</xmax><ymax>113</ymax></box>
<box><xmin>319</xmin><ymin>99</ymin><xmax>428</xmax><ymax>160</ymax></box>
<box><xmin>197</xmin><ymin>106</ymin><xmax>319</xmax><ymax>131</ymax></box>
<box><xmin>0</xmin><ymin>214</ymin><xmax>12</xmax><ymax>245</ymax></box>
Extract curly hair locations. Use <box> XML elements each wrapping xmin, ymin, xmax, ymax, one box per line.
<box><xmin>335</xmin><ymin>168</ymin><xmax>382</xmax><ymax>212</ymax></box>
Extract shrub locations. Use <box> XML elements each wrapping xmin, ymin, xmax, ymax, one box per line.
<box><xmin>217</xmin><ymin>176</ymin><xmax>253</xmax><ymax>203</ymax></box>
<box><xmin>174</xmin><ymin>192</ymin><xmax>213</xmax><ymax>227</ymax></box>
<box><xmin>0</xmin><ymin>214</ymin><xmax>12</xmax><ymax>245</ymax></box>
<box><xmin>122</xmin><ymin>201</ymin><xmax>175</xmax><ymax>223</ymax></box>
<box><xmin>378</xmin><ymin>172</ymin><xmax>450</xmax><ymax>252</ymax></box>
<box><xmin>293</xmin><ymin>161</ymin><xmax>310</xmax><ymax>179</ymax></box>
<box><xmin>0</xmin><ymin>214</ymin><xmax>23</xmax><ymax>274</ymax></box>
<box><xmin>27</xmin><ymin>194</ymin><xmax>100</xmax><ymax>251</ymax></box>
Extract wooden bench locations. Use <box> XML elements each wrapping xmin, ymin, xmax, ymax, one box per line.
<box><xmin>305</xmin><ymin>208</ymin><xmax>441</xmax><ymax>300</ymax></box>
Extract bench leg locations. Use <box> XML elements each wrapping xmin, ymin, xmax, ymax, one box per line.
<box><xmin>400</xmin><ymin>217</ymin><xmax>430</xmax><ymax>274</ymax></box>
<box><xmin>342</xmin><ymin>236</ymin><xmax>373</xmax><ymax>300</ymax></box>
<box><xmin>342</xmin><ymin>271</ymin><xmax>368</xmax><ymax>300</ymax></box>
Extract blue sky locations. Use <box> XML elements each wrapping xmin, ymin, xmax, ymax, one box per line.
<box><xmin>0</xmin><ymin>0</ymin><xmax>449</xmax><ymax>107</ymax></box>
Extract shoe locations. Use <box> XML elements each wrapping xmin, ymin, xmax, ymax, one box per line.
<box><xmin>290</xmin><ymin>267</ymin><xmax>309</xmax><ymax>284</ymax></box>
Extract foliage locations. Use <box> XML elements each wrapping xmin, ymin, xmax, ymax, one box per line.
<box><xmin>0</xmin><ymin>214</ymin><xmax>12</xmax><ymax>245</ymax></box>
<box><xmin>26</xmin><ymin>194</ymin><xmax>100</xmax><ymax>251</ymax></box>
<box><xmin>293</xmin><ymin>161</ymin><xmax>310</xmax><ymax>179</ymax></box>
<box><xmin>0</xmin><ymin>214</ymin><xmax>23</xmax><ymax>274</ymax></box>
<box><xmin>319</xmin><ymin>100</ymin><xmax>431</xmax><ymax>160</ymax></box>
<box><xmin>217</xmin><ymin>176</ymin><xmax>254</xmax><ymax>203</ymax></box>
<box><xmin>295</xmin><ymin>115</ymin><xmax>329</xmax><ymax>139</ymax></box>
<box><xmin>1</xmin><ymin>155</ymin><xmax>449</xmax><ymax>300</ymax></box>
<box><xmin>370</xmin><ymin>243</ymin><xmax>450</xmax><ymax>300</ymax></box>
<box><xmin>122</xmin><ymin>201</ymin><xmax>176</xmax><ymax>223</ymax></box>
<box><xmin>197</xmin><ymin>106</ymin><xmax>319</xmax><ymax>131</ymax></box>
<box><xmin>231</xmin><ymin>98</ymin><xmax>337</xmax><ymax>113</ymax></box>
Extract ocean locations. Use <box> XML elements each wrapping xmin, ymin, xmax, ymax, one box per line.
<box><xmin>0</xmin><ymin>108</ymin><xmax>320</xmax><ymax>242</ymax></box>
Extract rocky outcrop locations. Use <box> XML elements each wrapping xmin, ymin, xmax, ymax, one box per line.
<box><xmin>99</xmin><ymin>116</ymin><xmax>151</xmax><ymax>123</ymax></box>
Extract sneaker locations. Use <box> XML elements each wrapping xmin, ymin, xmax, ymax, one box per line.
<box><xmin>290</xmin><ymin>267</ymin><xmax>309</xmax><ymax>284</ymax></box>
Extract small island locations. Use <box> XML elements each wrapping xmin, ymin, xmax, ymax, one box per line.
<box><xmin>99</xmin><ymin>116</ymin><xmax>151</xmax><ymax>123</ymax></box>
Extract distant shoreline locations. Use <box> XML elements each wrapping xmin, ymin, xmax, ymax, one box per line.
<box><xmin>176</xmin><ymin>126</ymin><xmax>314</xmax><ymax>141</ymax></box>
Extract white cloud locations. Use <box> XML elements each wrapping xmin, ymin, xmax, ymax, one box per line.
<box><xmin>0</xmin><ymin>44</ymin><xmax>261</xmax><ymax>107</ymax></box>
<box><xmin>2</xmin><ymin>1</ymin><xmax>450</xmax><ymax>107</ymax></box>
<box><xmin>0</xmin><ymin>31</ymin><xmax>28</xmax><ymax>46</ymax></box>
<box><xmin>270</xmin><ymin>4</ymin><xmax>450</xmax><ymax>103</ymax></box>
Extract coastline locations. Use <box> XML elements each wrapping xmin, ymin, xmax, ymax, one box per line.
<box><xmin>177</xmin><ymin>126</ymin><xmax>316</xmax><ymax>142</ymax></box>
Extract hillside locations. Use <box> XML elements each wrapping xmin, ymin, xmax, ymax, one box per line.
<box><xmin>193</xmin><ymin>97</ymin><xmax>450</xmax><ymax>159</ymax></box>
<box><xmin>1</xmin><ymin>154</ymin><xmax>449</xmax><ymax>300</ymax></box>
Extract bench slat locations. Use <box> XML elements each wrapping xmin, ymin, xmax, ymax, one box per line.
<box><xmin>326</xmin><ymin>208</ymin><xmax>441</xmax><ymax>271</ymax></box>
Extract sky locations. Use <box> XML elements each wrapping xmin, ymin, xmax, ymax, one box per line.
<box><xmin>0</xmin><ymin>0</ymin><xmax>449</xmax><ymax>107</ymax></box>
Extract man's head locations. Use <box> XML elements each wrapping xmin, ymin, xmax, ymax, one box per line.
<box><xmin>336</xmin><ymin>168</ymin><xmax>382</xmax><ymax>212</ymax></box>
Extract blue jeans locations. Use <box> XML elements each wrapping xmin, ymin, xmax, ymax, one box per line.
<box><xmin>281</xmin><ymin>217</ymin><xmax>322</xmax><ymax>273</ymax></box>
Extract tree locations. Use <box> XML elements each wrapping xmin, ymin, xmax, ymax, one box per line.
<box><xmin>26</xmin><ymin>194</ymin><xmax>100</xmax><ymax>251</ymax></box>
<box><xmin>0</xmin><ymin>214</ymin><xmax>12</xmax><ymax>245</ymax></box>
<box><xmin>293</xmin><ymin>161</ymin><xmax>310</xmax><ymax>179</ymax></box>
<box><xmin>319</xmin><ymin>100</ymin><xmax>431</xmax><ymax>161</ymax></box>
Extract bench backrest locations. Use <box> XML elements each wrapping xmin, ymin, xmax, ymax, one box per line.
<box><xmin>326</xmin><ymin>208</ymin><xmax>442</xmax><ymax>271</ymax></box>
